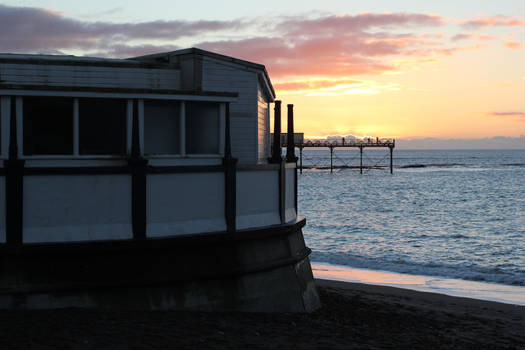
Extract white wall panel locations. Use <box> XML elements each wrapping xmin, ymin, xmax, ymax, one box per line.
<box><xmin>201</xmin><ymin>58</ymin><xmax>258</xmax><ymax>164</ymax></box>
<box><xmin>236</xmin><ymin>170</ymin><xmax>280</xmax><ymax>230</ymax></box>
<box><xmin>23</xmin><ymin>175</ymin><xmax>132</xmax><ymax>243</ymax></box>
<box><xmin>147</xmin><ymin>173</ymin><xmax>226</xmax><ymax>236</ymax></box>
<box><xmin>285</xmin><ymin>168</ymin><xmax>297</xmax><ymax>223</ymax></box>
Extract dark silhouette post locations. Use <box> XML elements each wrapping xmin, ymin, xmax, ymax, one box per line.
<box><xmin>6</xmin><ymin>97</ymin><xmax>24</xmax><ymax>245</ymax></box>
<box><xmin>223</xmin><ymin>102</ymin><xmax>237</xmax><ymax>232</ymax></box>
<box><xmin>299</xmin><ymin>146</ymin><xmax>303</xmax><ymax>174</ymax></box>
<box><xmin>270</xmin><ymin>101</ymin><xmax>282</xmax><ymax>163</ymax></box>
<box><xmin>330</xmin><ymin>146</ymin><xmax>334</xmax><ymax>173</ymax></box>
<box><xmin>286</xmin><ymin>104</ymin><xmax>297</xmax><ymax>162</ymax></box>
<box><xmin>389</xmin><ymin>145</ymin><xmax>394</xmax><ymax>174</ymax></box>
<box><xmin>359</xmin><ymin>146</ymin><xmax>363</xmax><ymax>174</ymax></box>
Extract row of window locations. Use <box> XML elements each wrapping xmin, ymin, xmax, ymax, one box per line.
<box><xmin>1</xmin><ymin>97</ymin><xmax>221</xmax><ymax>157</ymax></box>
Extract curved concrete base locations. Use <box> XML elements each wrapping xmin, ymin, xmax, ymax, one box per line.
<box><xmin>0</xmin><ymin>219</ymin><xmax>320</xmax><ymax>312</ymax></box>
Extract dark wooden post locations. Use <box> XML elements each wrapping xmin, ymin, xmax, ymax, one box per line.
<box><xmin>359</xmin><ymin>146</ymin><xmax>363</xmax><ymax>174</ymax></box>
<box><xmin>270</xmin><ymin>100</ymin><xmax>282</xmax><ymax>163</ymax></box>
<box><xmin>5</xmin><ymin>97</ymin><xmax>24</xmax><ymax>245</ymax></box>
<box><xmin>286</xmin><ymin>104</ymin><xmax>297</xmax><ymax>162</ymax></box>
<box><xmin>299</xmin><ymin>146</ymin><xmax>303</xmax><ymax>174</ymax></box>
<box><xmin>329</xmin><ymin>146</ymin><xmax>334</xmax><ymax>173</ymax></box>
<box><xmin>129</xmin><ymin>99</ymin><xmax>147</xmax><ymax>240</ymax></box>
<box><xmin>223</xmin><ymin>103</ymin><xmax>237</xmax><ymax>232</ymax></box>
<box><xmin>389</xmin><ymin>145</ymin><xmax>394</xmax><ymax>174</ymax></box>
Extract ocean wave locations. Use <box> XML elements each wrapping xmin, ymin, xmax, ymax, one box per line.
<box><xmin>310</xmin><ymin>251</ymin><xmax>525</xmax><ymax>286</ymax></box>
<box><xmin>501</xmin><ymin>163</ymin><xmax>525</xmax><ymax>167</ymax></box>
<box><xmin>399</xmin><ymin>163</ymin><xmax>465</xmax><ymax>169</ymax></box>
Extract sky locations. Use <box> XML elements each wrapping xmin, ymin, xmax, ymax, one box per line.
<box><xmin>1</xmin><ymin>1</ymin><xmax>524</xmax><ymax>146</ymax></box>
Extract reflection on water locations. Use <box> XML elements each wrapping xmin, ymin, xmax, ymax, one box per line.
<box><xmin>313</xmin><ymin>263</ymin><xmax>525</xmax><ymax>306</ymax></box>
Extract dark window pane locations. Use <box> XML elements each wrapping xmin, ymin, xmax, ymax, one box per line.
<box><xmin>185</xmin><ymin>102</ymin><xmax>220</xmax><ymax>154</ymax></box>
<box><xmin>23</xmin><ymin>97</ymin><xmax>73</xmax><ymax>155</ymax></box>
<box><xmin>79</xmin><ymin>98</ymin><xmax>126</xmax><ymax>155</ymax></box>
<box><xmin>144</xmin><ymin>100</ymin><xmax>180</xmax><ymax>155</ymax></box>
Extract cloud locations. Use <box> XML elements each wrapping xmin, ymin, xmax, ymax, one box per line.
<box><xmin>488</xmin><ymin>111</ymin><xmax>525</xmax><ymax>121</ymax></box>
<box><xmin>0</xmin><ymin>4</ymin><xmax>242</xmax><ymax>52</ymax></box>
<box><xmin>450</xmin><ymin>33</ymin><xmax>494</xmax><ymax>42</ymax></box>
<box><xmin>503</xmin><ymin>41</ymin><xmax>524</xmax><ymax>49</ymax></box>
<box><xmin>274</xmin><ymin>79</ymin><xmax>362</xmax><ymax>91</ymax></box>
<box><xmin>489</xmin><ymin>111</ymin><xmax>525</xmax><ymax>117</ymax></box>
<box><xmin>274</xmin><ymin>78</ymin><xmax>400</xmax><ymax>95</ymax></box>
<box><xmin>460</xmin><ymin>15</ymin><xmax>525</xmax><ymax>28</ymax></box>
<box><xmin>0</xmin><ymin>4</ymin><xmax>464</xmax><ymax>90</ymax></box>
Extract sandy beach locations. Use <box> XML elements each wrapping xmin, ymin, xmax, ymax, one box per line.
<box><xmin>0</xmin><ymin>279</ymin><xmax>523</xmax><ymax>349</ymax></box>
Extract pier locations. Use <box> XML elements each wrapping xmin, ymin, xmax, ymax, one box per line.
<box><xmin>270</xmin><ymin>104</ymin><xmax>395</xmax><ymax>174</ymax></box>
<box><xmin>275</xmin><ymin>134</ymin><xmax>395</xmax><ymax>174</ymax></box>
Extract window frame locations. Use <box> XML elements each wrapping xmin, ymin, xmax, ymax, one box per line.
<box><xmin>17</xmin><ymin>96</ymin><xmax>131</xmax><ymax>160</ymax></box>
<box><xmin>140</xmin><ymin>99</ymin><xmax>225</xmax><ymax>159</ymax></box>
<box><xmin>0</xmin><ymin>92</ymin><xmax>228</xmax><ymax>162</ymax></box>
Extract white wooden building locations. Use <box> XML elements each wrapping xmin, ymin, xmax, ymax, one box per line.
<box><xmin>0</xmin><ymin>48</ymin><xmax>319</xmax><ymax>312</ymax></box>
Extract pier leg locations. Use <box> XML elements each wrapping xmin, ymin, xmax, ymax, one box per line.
<box><xmin>359</xmin><ymin>146</ymin><xmax>363</xmax><ymax>174</ymax></box>
<box><xmin>299</xmin><ymin>146</ymin><xmax>303</xmax><ymax>174</ymax></box>
<box><xmin>330</xmin><ymin>146</ymin><xmax>334</xmax><ymax>173</ymax></box>
<box><xmin>390</xmin><ymin>146</ymin><xmax>393</xmax><ymax>174</ymax></box>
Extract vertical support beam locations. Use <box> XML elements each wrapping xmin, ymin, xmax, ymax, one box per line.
<box><xmin>5</xmin><ymin>97</ymin><xmax>24</xmax><ymax>245</ymax></box>
<box><xmin>286</xmin><ymin>104</ymin><xmax>297</xmax><ymax>162</ymax></box>
<box><xmin>359</xmin><ymin>146</ymin><xmax>363</xmax><ymax>174</ymax></box>
<box><xmin>278</xmin><ymin>159</ymin><xmax>286</xmax><ymax>224</ymax></box>
<box><xmin>299</xmin><ymin>146</ymin><xmax>303</xmax><ymax>174</ymax></box>
<box><xmin>223</xmin><ymin>103</ymin><xmax>237</xmax><ymax>232</ymax></box>
<box><xmin>129</xmin><ymin>99</ymin><xmax>147</xmax><ymax>240</ymax></box>
<box><xmin>294</xmin><ymin>166</ymin><xmax>298</xmax><ymax>215</ymax></box>
<box><xmin>270</xmin><ymin>100</ymin><xmax>282</xmax><ymax>163</ymax></box>
<box><xmin>390</xmin><ymin>146</ymin><xmax>394</xmax><ymax>174</ymax></box>
<box><xmin>330</xmin><ymin>146</ymin><xmax>334</xmax><ymax>173</ymax></box>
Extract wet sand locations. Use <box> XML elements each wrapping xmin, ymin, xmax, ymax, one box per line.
<box><xmin>0</xmin><ymin>279</ymin><xmax>523</xmax><ymax>349</ymax></box>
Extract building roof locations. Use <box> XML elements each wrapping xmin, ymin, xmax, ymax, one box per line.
<box><xmin>0</xmin><ymin>53</ymin><xmax>167</xmax><ymax>69</ymax></box>
<box><xmin>131</xmin><ymin>48</ymin><xmax>276</xmax><ymax>100</ymax></box>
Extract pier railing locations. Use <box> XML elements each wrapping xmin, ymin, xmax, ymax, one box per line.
<box><xmin>273</xmin><ymin>135</ymin><xmax>396</xmax><ymax>174</ymax></box>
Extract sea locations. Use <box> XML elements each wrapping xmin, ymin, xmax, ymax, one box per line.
<box><xmin>298</xmin><ymin>149</ymin><xmax>525</xmax><ymax>305</ymax></box>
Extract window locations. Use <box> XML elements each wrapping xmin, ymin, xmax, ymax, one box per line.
<box><xmin>185</xmin><ymin>102</ymin><xmax>220</xmax><ymax>154</ymax></box>
<box><xmin>22</xmin><ymin>96</ymin><xmax>127</xmax><ymax>157</ymax></box>
<box><xmin>23</xmin><ymin>97</ymin><xmax>74</xmax><ymax>155</ymax></box>
<box><xmin>144</xmin><ymin>100</ymin><xmax>180</xmax><ymax>155</ymax></box>
<box><xmin>79</xmin><ymin>98</ymin><xmax>126</xmax><ymax>155</ymax></box>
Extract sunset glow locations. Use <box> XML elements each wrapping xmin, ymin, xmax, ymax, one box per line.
<box><xmin>0</xmin><ymin>1</ymin><xmax>524</xmax><ymax>143</ymax></box>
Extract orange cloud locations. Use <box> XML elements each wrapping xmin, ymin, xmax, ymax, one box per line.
<box><xmin>274</xmin><ymin>79</ymin><xmax>400</xmax><ymax>95</ymax></box>
<box><xmin>488</xmin><ymin>111</ymin><xmax>525</xmax><ymax>121</ymax></box>
<box><xmin>274</xmin><ymin>79</ymin><xmax>362</xmax><ymax>91</ymax></box>
<box><xmin>503</xmin><ymin>41</ymin><xmax>524</xmax><ymax>49</ymax></box>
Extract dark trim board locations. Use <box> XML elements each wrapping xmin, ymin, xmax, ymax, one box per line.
<box><xmin>0</xmin><ymin>84</ymin><xmax>239</xmax><ymax>98</ymax></box>
<box><xmin>0</xmin><ymin>56</ymin><xmax>172</xmax><ymax>69</ymax></box>
<box><xmin>22</xmin><ymin>165</ymin><xmax>226</xmax><ymax>175</ymax></box>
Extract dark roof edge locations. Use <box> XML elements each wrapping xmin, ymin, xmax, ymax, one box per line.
<box><xmin>0</xmin><ymin>83</ymin><xmax>238</xmax><ymax>97</ymax></box>
<box><xmin>0</xmin><ymin>54</ymin><xmax>169</xmax><ymax>69</ymax></box>
<box><xmin>131</xmin><ymin>47</ymin><xmax>276</xmax><ymax>99</ymax></box>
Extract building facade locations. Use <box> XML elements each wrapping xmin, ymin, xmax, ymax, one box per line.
<box><xmin>0</xmin><ymin>48</ymin><xmax>319</xmax><ymax>311</ymax></box>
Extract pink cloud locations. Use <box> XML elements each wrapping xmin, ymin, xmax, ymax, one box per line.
<box><xmin>461</xmin><ymin>15</ymin><xmax>525</xmax><ymax>28</ymax></box>
<box><xmin>0</xmin><ymin>5</ymin><xmax>457</xmax><ymax>81</ymax></box>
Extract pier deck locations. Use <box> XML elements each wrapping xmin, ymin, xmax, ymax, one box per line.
<box><xmin>282</xmin><ymin>139</ymin><xmax>396</xmax><ymax>174</ymax></box>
